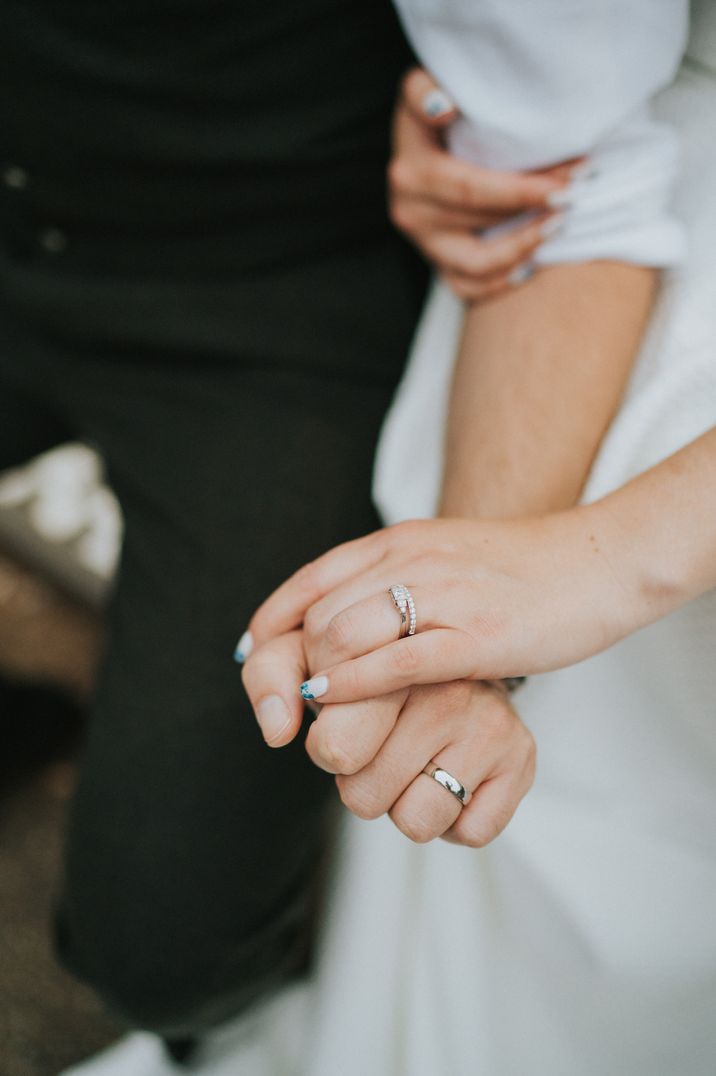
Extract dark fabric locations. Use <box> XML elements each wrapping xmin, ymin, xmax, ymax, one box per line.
<box><xmin>0</xmin><ymin>0</ymin><xmax>415</xmax><ymax>273</ymax></box>
<box><xmin>0</xmin><ymin>0</ymin><xmax>426</xmax><ymax>1036</ymax></box>
<box><xmin>0</xmin><ymin>248</ymin><xmax>423</xmax><ymax>1033</ymax></box>
<box><xmin>163</xmin><ymin>1037</ymin><xmax>198</xmax><ymax>1064</ymax></box>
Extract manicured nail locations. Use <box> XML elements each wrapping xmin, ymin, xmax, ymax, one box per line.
<box><xmin>422</xmin><ymin>88</ymin><xmax>454</xmax><ymax>118</ymax></box>
<box><xmin>570</xmin><ymin>161</ymin><xmax>599</xmax><ymax>181</ymax></box>
<box><xmin>234</xmin><ymin>630</ymin><xmax>254</xmax><ymax>664</ymax></box>
<box><xmin>300</xmin><ymin>676</ymin><xmax>329</xmax><ymax>701</ymax></box>
<box><xmin>546</xmin><ymin>188</ymin><xmax>574</xmax><ymax>209</ymax></box>
<box><xmin>540</xmin><ymin>214</ymin><xmax>564</xmax><ymax>239</ymax></box>
<box><xmin>257</xmin><ymin>695</ymin><xmax>292</xmax><ymax>744</ymax></box>
<box><xmin>508</xmin><ymin>263</ymin><xmax>535</xmax><ymax>286</ymax></box>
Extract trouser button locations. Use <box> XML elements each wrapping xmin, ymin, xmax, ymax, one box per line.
<box><xmin>3</xmin><ymin>165</ymin><xmax>29</xmax><ymax>190</ymax></box>
<box><xmin>38</xmin><ymin>226</ymin><xmax>68</xmax><ymax>254</ymax></box>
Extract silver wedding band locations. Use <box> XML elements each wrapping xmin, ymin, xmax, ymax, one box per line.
<box><xmin>422</xmin><ymin>764</ymin><xmax>472</xmax><ymax>807</ymax></box>
<box><xmin>388</xmin><ymin>583</ymin><xmax>417</xmax><ymax>639</ymax></box>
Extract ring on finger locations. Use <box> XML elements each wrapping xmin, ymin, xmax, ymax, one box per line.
<box><xmin>422</xmin><ymin>762</ymin><xmax>472</xmax><ymax>807</ymax></box>
<box><xmin>388</xmin><ymin>583</ymin><xmax>417</xmax><ymax>639</ymax></box>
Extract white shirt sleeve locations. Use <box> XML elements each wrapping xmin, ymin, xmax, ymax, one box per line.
<box><xmin>392</xmin><ymin>0</ymin><xmax>689</xmax><ymax>266</ymax></box>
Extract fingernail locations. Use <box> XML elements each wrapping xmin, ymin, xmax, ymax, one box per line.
<box><xmin>300</xmin><ymin>676</ymin><xmax>329</xmax><ymax>701</ymax></box>
<box><xmin>508</xmin><ymin>263</ymin><xmax>535</xmax><ymax>286</ymax></box>
<box><xmin>570</xmin><ymin>161</ymin><xmax>598</xmax><ymax>181</ymax></box>
<box><xmin>256</xmin><ymin>695</ymin><xmax>292</xmax><ymax>744</ymax></box>
<box><xmin>234</xmin><ymin>630</ymin><xmax>254</xmax><ymax>664</ymax></box>
<box><xmin>422</xmin><ymin>88</ymin><xmax>454</xmax><ymax>118</ymax></box>
<box><xmin>546</xmin><ymin>188</ymin><xmax>574</xmax><ymax>209</ymax></box>
<box><xmin>540</xmin><ymin>214</ymin><xmax>564</xmax><ymax>239</ymax></box>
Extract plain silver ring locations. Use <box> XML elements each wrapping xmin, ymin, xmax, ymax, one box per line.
<box><xmin>422</xmin><ymin>764</ymin><xmax>472</xmax><ymax>807</ymax></box>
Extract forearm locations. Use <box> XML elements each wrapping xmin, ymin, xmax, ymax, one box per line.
<box><xmin>591</xmin><ymin>425</ymin><xmax>716</xmax><ymax>627</ymax></box>
<box><xmin>439</xmin><ymin>262</ymin><xmax>656</xmax><ymax>518</ymax></box>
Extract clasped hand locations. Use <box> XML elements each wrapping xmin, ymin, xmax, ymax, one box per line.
<box><xmin>239</xmin><ymin>511</ymin><xmax>633</xmax><ymax>847</ymax></box>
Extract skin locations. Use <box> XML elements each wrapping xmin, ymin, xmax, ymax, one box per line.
<box><xmin>440</xmin><ymin>261</ymin><xmax>655</xmax><ymax>517</ymax></box>
<box><xmin>239</xmin><ymin>72</ymin><xmax>662</xmax><ymax>848</ymax></box>
<box><xmin>388</xmin><ymin>68</ymin><xmax>583</xmax><ymax>299</ymax></box>
<box><xmin>385</xmin><ymin>67</ymin><xmax>581</xmax><ymax>296</ymax></box>
<box><xmin>248</xmin><ymin>425</ymin><xmax>716</xmax><ymax>699</ymax></box>
<box><xmin>241</xmin><ymin>254</ymin><xmax>660</xmax><ymax>846</ymax></box>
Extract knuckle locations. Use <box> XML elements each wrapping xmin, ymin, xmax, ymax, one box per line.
<box><xmin>239</xmin><ymin>651</ymin><xmax>274</xmax><ymax>694</ymax></box>
<box><xmin>337</xmin><ymin>776</ymin><xmax>384</xmax><ymax>820</ymax></box>
<box><xmin>323</xmin><ymin>610</ymin><xmax>354</xmax><ymax>659</ymax></box>
<box><xmin>391</xmin><ymin>805</ymin><xmax>435</xmax><ymax>844</ymax></box>
<box><xmin>449</xmin><ymin>171</ymin><xmax>477</xmax><ymax>210</ymax></box>
<box><xmin>453</xmin><ymin>813</ymin><xmax>500</xmax><ymax>849</ymax></box>
<box><xmin>303</xmin><ymin>603</ymin><xmax>327</xmax><ymax>645</ymax></box>
<box><xmin>460</xmin><ymin>252</ymin><xmax>490</xmax><ymax>279</ymax></box>
<box><xmin>444</xmin><ymin>275</ymin><xmax>472</xmax><ymax>300</ymax></box>
<box><xmin>401</xmin><ymin>65</ymin><xmax>425</xmax><ymax>102</ymax></box>
<box><xmin>239</xmin><ymin>662</ymin><xmax>255</xmax><ymax>695</ymax></box>
<box><xmin>388</xmin><ymin>198</ymin><xmax>417</xmax><ymax>235</ymax></box>
<box><xmin>477</xmin><ymin>694</ymin><xmax>517</xmax><ymax>745</ymax></box>
<box><xmin>293</xmin><ymin>558</ymin><xmax>321</xmax><ymax>596</ymax></box>
<box><xmin>410</xmin><ymin>546</ymin><xmax>443</xmax><ymax>573</ymax></box>
<box><xmin>337</xmin><ymin>659</ymin><xmax>364</xmax><ymax>701</ymax></box>
<box><xmin>391</xmin><ymin>640</ymin><xmax>420</xmax><ymax>678</ymax></box>
<box><xmin>467</xmin><ymin>246</ymin><xmax>491</xmax><ymax>274</ymax></box>
<box><xmin>485</xmin><ymin>280</ymin><xmax>510</xmax><ymax>301</ymax></box>
<box><xmin>467</xmin><ymin>605</ymin><xmax>508</xmax><ymax>643</ymax></box>
<box><xmin>386</xmin><ymin>518</ymin><xmax>427</xmax><ymax>556</ymax></box>
<box><xmin>422</xmin><ymin>160</ymin><xmax>449</xmax><ymax>199</ymax></box>
<box><xmin>307</xmin><ymin>725</ymin><xmax>357</xmax><ymax>775</ymax></box>
<box><xmin>387</xmin><ymin>157</ymin><xmax>414</xmax><ymax>195</ymax></box>
<box><xmin>391</xmin><ymin>517</ymin><xmax>424</xmax><ymax>542</ymax></box>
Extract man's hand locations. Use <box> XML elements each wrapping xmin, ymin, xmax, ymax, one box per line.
<box><xmin>240</xmin><ymin>627</ymin><xmax>535</xmax><ymax>848</ymax></box>
<box><xmin>389</xmin><ymin>68</ymin><xmax>580</xmax><ymax>300</ymax></box>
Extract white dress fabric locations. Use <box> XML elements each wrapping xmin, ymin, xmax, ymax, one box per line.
<box><xmin>167</xmin><ymin>6</ymin><xmax>716</xmax><ymax>1076</ymax></box>
<box><xmin>313</xmin><ymin>6</ymin><xmax>714</xmax><ymax>1074</ymax></box>
<box><xmin>391</xmin><ymin>0</ymin><xmax>688</xmax><ymax>269</ymax></box>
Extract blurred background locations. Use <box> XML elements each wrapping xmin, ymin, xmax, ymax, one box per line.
<box><xmin>0</xmin><ymin>445</ymin><xmax>122</xmax><ymax>1075</ymax></box>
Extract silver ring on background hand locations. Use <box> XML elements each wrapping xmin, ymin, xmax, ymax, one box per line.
<box><xmin>388</xmin><ymin>584</ymin><xmax>417</xmax><ymax>639</ymax></box>
<box><xmin>422</xmin><ymin>763</ymin><xmax>472</xmax><ymax>808</ymax></box>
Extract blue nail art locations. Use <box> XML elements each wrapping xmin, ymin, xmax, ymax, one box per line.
<box><xmin>423</xmin><ymin>89</ymin><xmax>453</xmax><ymax>118</ymax></box>
<box><xmin>299</xmin><ymin>675</ymin><xmax>329</xmax><ymax>701</ymax></box>
<box><xmin>234</xmin><ymin>630</ymin><xmax>254</xmax><ymax>664</ymax></box>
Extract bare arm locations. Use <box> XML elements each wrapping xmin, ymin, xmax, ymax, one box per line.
<box><xmin>439</xmin><ymin>262</ymin><xmax>656</xmax><ymax>518</ymax></box>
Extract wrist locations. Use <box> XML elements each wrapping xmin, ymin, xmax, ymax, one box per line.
<box><xmin>582</xmin><ymin>491</ymin><xmax>688</xmax><ymax>636</ymax></box>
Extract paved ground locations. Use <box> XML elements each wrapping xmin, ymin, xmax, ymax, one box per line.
<box><xmin>0</xmin><ymin>552</ymin><xmax>120</xmax><ymax>1075</ymax></box>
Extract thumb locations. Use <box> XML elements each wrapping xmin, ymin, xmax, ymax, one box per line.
<box><xmin>240</xmin><ymin>630</ymin><xmax>308</xmax><ymax>748</ymax></box>
<box><xmin>401</xmin><ymin>67</ymin><xmax>458</xmax><ymax>129</ymax></box>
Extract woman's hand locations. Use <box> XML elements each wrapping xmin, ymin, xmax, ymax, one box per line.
<box><xmin>243</xmin><ymin>507</ymin><xmax>648</xmax><ymax>707</ymax></box>
<box><xmin>240</xmin><ymin>628</ymin><xmax>535</xmax><ymax>847</ymax></box>
<box><xmin>389</xmin><ymin>68</ymin><xmax>581</xmax><ymax>300</ymax></box>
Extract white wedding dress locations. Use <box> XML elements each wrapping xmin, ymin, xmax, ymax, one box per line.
<box><xmin>282</xmin><ymin>8</ymin><xmax>716</xmax><ymax>1076</ymax></box>
<box><xmin>63</xmin><ymin>5</ymin><xmax>716</xmax><ymax>1075</ymax></box>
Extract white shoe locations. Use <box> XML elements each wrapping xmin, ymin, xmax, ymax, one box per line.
<box><xmin>58</xmin><ymin>1032</ymin><xmax>180</xmax><ymax>1076</ymax></box>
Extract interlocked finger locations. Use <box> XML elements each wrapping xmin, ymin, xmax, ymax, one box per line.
<box><xmin>334</xmin><ymin>684</ymin><xmax>461</xmax><ymax>821</ymax></box>
<box><xmin>388</xmin><ymin>718</ymin><xmax>496</xmax><ymax>843</ymax></box>
<box><xmin>305</xmin><ymin>690</ymin><xmax>408</xmax><ymax>776</ymax></box>
<box><xmin>307</xmin><ymin>583</ymin><xmax>461</xmax><ymax>674</ymax></box>
<box><xmin>443</xmin><ymin>764</ymin><xmax>534</xmax><ymax>849</ymax></box>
